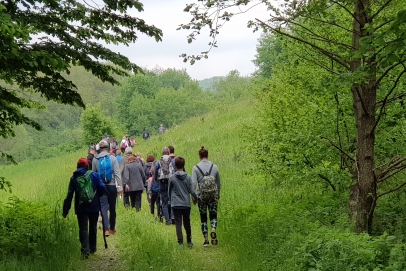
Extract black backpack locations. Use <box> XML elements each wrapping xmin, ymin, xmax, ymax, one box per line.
<box><xmin>144</xmin><ymin>162</ymin><xmax>153</xmax><ymax>179</ymax></box>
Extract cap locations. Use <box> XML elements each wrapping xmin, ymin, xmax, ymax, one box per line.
<box><xmin>77</xmin><ymin>158</ymin><xmax>88</xmax><ymax>169</ymax></box>
<box><xmin>99</xmin><ymin>140</ymin><xmax>109</xmax><ymax>150</ymax></box>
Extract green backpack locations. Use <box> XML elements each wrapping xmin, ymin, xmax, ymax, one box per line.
<box><xmin>76</xmin><ymin>171</ymin><xmax>95</xmax><ymax>204</ymax></box>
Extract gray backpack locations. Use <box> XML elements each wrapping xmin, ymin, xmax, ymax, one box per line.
<box><xmin>196</xmin><ymin>164</ymin><xmax>218</xmax><ymax>204</ymax></box>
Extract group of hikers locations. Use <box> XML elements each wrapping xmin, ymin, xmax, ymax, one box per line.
<box><xmin>62</xmin><ymin>134</ymin><xmax>221</xmax><ymax>258</ymax></box>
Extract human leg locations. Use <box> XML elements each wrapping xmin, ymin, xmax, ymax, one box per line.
<box><xmin>173</xmin><ymin>208</ymin><xmax>184</xmax><ymax>244</ymax></box>
<box><xmin>182</xmin><ymin>208</ymin><xmax>192</xmax><ymax>244</ymax></box>
<box><xmin>107</xmin><ymin>185</ymin><xmax>118</xmax><ymax>231</ymax></box>
<box><xmin>88</xmin><ymin>212</ymin><xmax>99</xmax><ymax>254</ymax></box>
<box><xmin>208</xmin><ymin>202</ymin><xmax>218</xmax><ymax>245</ymax></box>
<box><xmin>150</xmin><ymin>193</ymin><xmax>158</xmax><ymax>215</ymax></box>
<box><xmin>100</xmin><ymin>194</ymin><xmax>109</xmax><ymax>232</ymax></box>
<box><xmin>123</xmin><ymin>185</ymin><xmax>130</xmax><ymax>207</ymax></box>
<box><xmin>129</xmin><ymin>191</ymin><xmax>136</xmax><ymax>208</ymax></box>
<box><xmin>198</xmin><ymin>200</ymin><xmax>209</xmax><ymax>246</ymax></box>
<box><xmin>134</xmin><ymin>190</ymin><xmax>143</xmax><ymax>212</ymax></box>
<box><xmin>159</xmin><ymin>182</ymin><xmax>170</xmax><ymax>224</ymax></box>
<box><xmin>77</xmin><ymin>213</ymin><xmax>90</xmax><ymax>256</ymax></box>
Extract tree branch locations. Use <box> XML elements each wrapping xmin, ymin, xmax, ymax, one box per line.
<box><xmin>370</xmin><ymin>68</ymin><xmax>406</xmax><ymax>135</ymax></box>
<box><xmin>378</xmin><ymin>180</ymin><xmax>406</xmax><ymax>198</ymax></box>
<box><xmin>321</xmin><ymin>136</ymin><xmax>355</xmax><ymax>161</ymax></box>
<box><xmin>318</xmin><ymin>174</ymin><xmax>336</xmax><ymax>192</ymax></box>
<box><xmin>330</xmin><ymin>0</ymin><xmax>362</xmax><ymax>26</ymax></box>
<box><xmin>376</xmin><ymin>92</ymin><xmax>406</xmax><ymax>106</ymax></box>
<box><xmin>302</xmin><ymin>15</ymin><xmax>360</xmax><ymax>36</ymax></box>
<box><xmin>255</xmin><ymin>18</ymin><xmax>350</xmax><ymax>70</ymax></box>
<box><xmin>370</xmin><ymin>0</ymin><xmax>392</xmax><ymax>21</ymax></box>
<box><xmin>293</xmin><ymin>53</ymin><xmax>339</xmax><ymax>75</ymax></box>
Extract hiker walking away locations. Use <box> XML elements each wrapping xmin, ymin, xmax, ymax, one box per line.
<box><xmin>63</xmin><ymin>158</ymin><xmax>108</xmax><ymax>258</ymax></box>
<box><xmin>130</xmin><ymin>136</ymin><xmax>137</xmax><ymax>148</ymax></box>
<box><xmin>147</xmin><ymin>159</ymin><xmax>161</xmax><ymax>219</ymax></box>
<box><xmin>92</xmin><ymin>140</ymin><xmax>122</xmax><ymax>236</ymax></box>
<box><xmin>120</xmin><ymin>136</ymin><xmax>128</xmax><ymax>153</ymax></box>
<box><xmin>158</xmin><ymin>124</ymin><xmax>165</xmax><ymax>135</ymax></box>
<box><xmin>169</xmin><ymin>156</ymin><xmax>198</xmax><ymax>247</ymax></box>
<box><xmin>144</xmin><ymin>155</ymin><xmax>154</xmax><ymax>204</ymax></box>
<box><xmin>135</xmin><ymin>152</ymin><xmax>145</xmax><ymax>167</ymax></box>
<box><xmin>192</xmin><ymin>146</ymin><xmax>221</xmax><ymax>247</ymax></box>
<box><xmin>115</xmin><ymin>150</ymin><xmax>123</xmax><ymax>164</ymax></box>
<box><xmin>168</xmin><ymin>146</ymin><xmax>176</xmax><ymax>160</ymax></box>
<box><xmin>119</xmin><ymin>147</ymin><xmax>136</xmax><ymax>207</ymax></box>
<box><xmin>87</xmin><ymin>146</ymin><xmax>96</xmax><ymax>170</ymax></box>
<box><xmin>110</xmin><ymin>137</ymin><xmax>118</xmax><ymax>154</ymax></box>
<box><xmin>168</xmin><ymin>145</ymin><xmax>176</xmax><ymax>223</ymax></box>
<box><xmin>124</xmin><ymin>155</ymin><xmax>146</xmax><ymax>211</ymax></box>
<box><xmin>154</xmin><ymin>147</ymin><xmax>175</xmax><ymax>225</ymax></box>
<box><xmin>143</xmin><ymin>129</ymin><xmax>150</xmax><ymax>141</ymax></box>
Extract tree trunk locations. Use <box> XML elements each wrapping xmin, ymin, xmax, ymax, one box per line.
<box><xmin>349</xmin><ymin>0</ymin><xmax>377</xmax><ymax>234</ymax></box>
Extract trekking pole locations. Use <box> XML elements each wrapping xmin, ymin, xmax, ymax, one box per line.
<box><xmin>98</xmin><ymin>195</ymin><xmax>108</xmax><ymax>249</ymax></box>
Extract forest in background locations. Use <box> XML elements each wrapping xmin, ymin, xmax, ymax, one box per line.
<box><xmin>0</xmin><ymin>67</ymin><xmax>250</xmax><ymax>164</ymax></box>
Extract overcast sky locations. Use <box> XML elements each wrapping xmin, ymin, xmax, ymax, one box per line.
<box><xmin>108</xmin><ymin>1</ymin><xmax>270</xmax><ymax>80</ymax></box>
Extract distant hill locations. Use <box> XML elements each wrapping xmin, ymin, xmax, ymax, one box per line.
<box><xmin>198</xmin><ymin>76</ymin><xmax>224</xmax><ymax>91</ymax></box>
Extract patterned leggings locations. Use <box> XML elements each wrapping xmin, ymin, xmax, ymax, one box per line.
<box><xmin>198</xmin><ymin>200</ymin><xmax>218</xmax><ymax>236</ymax></box>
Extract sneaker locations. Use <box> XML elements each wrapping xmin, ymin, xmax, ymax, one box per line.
<box><xmin>187</xmin><ymin>241</ymin><xmax>194</xmax><ymax>247</ymax></box>
<box><xmin>109</xmin><ymin>229</ymin><xmax>116</xmax><ymax>235</ymax></box>
<box><xmin>211</xmin><ymin>231</ymin><xmax>218</xmax><ymax>245</ymax></box>
<box><xmin>203</xmin><ymin>240</ymin><xmax>209</xmax><ymax>247</ymax></box>
<box><xmin>179</xmin><ymin>243</ymin><xmax>184</xmax><ymax>248</ymax></box>
<box><xmin>104</xmin><ymin>230</ymin><xmax>110</xmax><ymax>237</ymax></box>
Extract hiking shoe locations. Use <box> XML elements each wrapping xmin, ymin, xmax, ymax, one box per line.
<box><xmin>109</xmin><ymin>229</ymin><xmax>116</xmax><ymax>235</ymax></box>
<box><xmin>210</xmin><ymin>231</ymin><xmax>218</xmax><ymax>245</ymax></box>
<box><xmin>187</xmin><ymin>241</ymin><xmax>194</xmax><ymax>247</ymax></box>
<box><xmin>179</xmin><ymin>243</ymin><xmax>184</xmax><ymax>248</ymax></box>
<box><xmin>104</xmin><ymin>230</ymin><xmax>110</xmax><ymax>237</ymax></box>
<box><xmin>203</xmin><ymin>240</ymin><xmax>209</xmax><ymax>247</ymax></box>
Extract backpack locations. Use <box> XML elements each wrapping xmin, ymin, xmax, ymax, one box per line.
<box><xmin>150</xmin><ymin>177</ymin><xmax>159</xmax><ymax>193</ymax></box>
<box><xmin>158</xmin><ymin>158</ymin><xmax>174</xmax><ymax>182</ymax></box>
<box><xmin>76</xmin><ymin>171</ymin><xmax>95</xmax><ymax>204</ymax></box>
<box><xmin>144</xmin><ymin>162</ymin><xmax>153</xmax><ymax>179</ymax></box>
<box><xmin>196</xmin><ymin>164</ymin><xmax>218</xmax><ymax>204</ymax></box>
<box><xmin>98</xmin><ymin>156</ymin><xmax>113</xmax><ymax>184</ymax></box>
<box><xmin>121</xmin><ymin>141</ymin><xmax>126</xmax><ymax>149</ymax></box>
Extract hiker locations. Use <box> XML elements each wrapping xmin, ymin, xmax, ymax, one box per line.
<box><xmin>115</xmin><ymin>150</ymin><xmax>123</xmax><ymax>164</ymax></box>
<box><xmin>87</xmin><ymin>146</ymin><xmax>96</xmax><ymax>170</ymax></box>
<box><xmin>120</xmin><ymin>136</ymin><xmax>128</xmax><ymax>153</ymax></box>
<box><xmin>153</xmin><ymin>147</ymin><xmax>175</xmax><ymax>225</ymax></box>
<box><xmin>143</xmin><ymin>129</ymin><xmax>150</xmax><ymax>141</ymax></box>
<box><xmin>124</xmin><ymin>155</ymin><xmax>146</xmax><ymax>211</ymax></box>
<box><xmin>119</xmin><ymin>147</ymin><xmax>136</xmax><ymax>207</ymax></box>
<box><xmin>168</xmin><ymin>156</ymin><xmax>198</xmax><ymax>247</ymax></box>
<box><xmin>92</xmin><ymin>140</ymin><xmax>122</xmax><ymax>236</ymax></box>
<box><xmin>135</xmin><ymin>152</ymin><xmax>145</xmax><ymax>167</ymax></box>
<box><xmin>192</xmin><ymin>146</ymin><xmax>221</xmax><ymax>247</ymax></box>
<box><xmin>88</xmin><ymin>142</ymin><xmax>95</xmax><ymax>153</ymax></box>
<box><xmin>168</xmin><ymin>145</ymin><xmax>176</xmax><ymax>223</ymax></box>
<box><xmin>147</xmin><ymin>159</ymin><xmax>160</xmax><ymax>219</ymax></box>
<box><xmin>62</xmin><ymin>158</ymin><xmax>107</xmax><ymax>258</ymax></box>
<box><xmin>110</xmin><ymin>137</ymin><xmax>118</xmax><ymax>154</ymax></box>
<box><xmin>144</xmin><ymin>155</ymin><xmax>154</xmax><ymax>203</ymax></box>
<box><xmin>168</xmin><ymin>146</ymin><xmax>176</xmax><ymax>160</ymax></box>
<box><xmin>130</xmin><ymin>136</ymin><xmax>137</xmax><ymax>147</ymax></box>
<box><xmin>158</xmin><ymin>124</ymin><xmax>165</xmax><ymax>135</ymax></box>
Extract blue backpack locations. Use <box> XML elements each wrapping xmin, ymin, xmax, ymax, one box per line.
<box><xmin>98</xmin><ymin>156</ymin><xmax>113</xmax><ymax>184</ymax></box>
<box><xmin>151</xmin><ymin>177</ymin><xmax>160</xmax><ymax>193</ymax></box>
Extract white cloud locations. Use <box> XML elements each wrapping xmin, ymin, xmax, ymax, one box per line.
<box><xmin>108</xmin><ymin>0</ymin><xmax>269</xmax><ymax>80</ymax></box>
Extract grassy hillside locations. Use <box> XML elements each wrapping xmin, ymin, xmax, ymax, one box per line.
<box><xmin>2</xmin><ymin>98</ymin><xmax>405</xmax><ymax>271</ymax></box>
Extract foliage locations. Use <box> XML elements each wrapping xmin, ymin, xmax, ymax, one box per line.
<box><xmin>80</xmin><ymin>104</ymin><xmax>116</xmax><ymax>145</ymax></box>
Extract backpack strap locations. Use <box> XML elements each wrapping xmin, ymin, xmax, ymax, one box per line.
<box><xmin>208</xmin><ymin>163</ymin><xmax>214</xmax><ymax>175</ymax></box>
<box><xmin>196</xmin><ymin>163</ymin><xmax>214</xmax><ymax>176</ymax></box>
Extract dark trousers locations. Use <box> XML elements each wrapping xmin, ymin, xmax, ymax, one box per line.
<box><xmin>159</xmin><ymin>182</ymin><xmax>171</xmax><ymax>224</ymax></box>
<box><xmin>123</xmin><ymin>185</ymin><xmax>130</xmax><ymax>207</ymax></box>
<box><xmin>129</xmin><ymin>190</ymin><xmax>143</xmax><ymax>211</ymax></box>
<box><xmin>173</xmin><ymin>208</ymin><xmax>192</xmax><ymax>244</ymax></box>
<box><xmin>77</xmin><ymin>212</ymin><xmax>99</xmax><ymax>255</ymax></box>
<box><xmin>150</xmin><ymin>193</ymin><xmax>160</xmax><ymax>215</ymax></box>
<box><xmin>100</xmin><ymin>185</ymin><xmax>117</xmax><ymax>231</ymax></box>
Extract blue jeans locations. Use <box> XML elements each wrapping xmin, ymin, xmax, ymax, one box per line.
<box><xmin>159</xmin><ymin>181</ymin><xmax>171</xmax><ymax>225</ymax></box>
<box><xmin>77</xmin><ymin>212</ymin><xmax>99</xmax><ymax>255</ymax></box>
<box><xmin>100</xmin><ymin>185</ymin><xmax>117</xmax><ymax>231</ymax></box>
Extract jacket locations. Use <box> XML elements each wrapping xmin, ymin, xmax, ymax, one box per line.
<box><xmin>63</xmin><ymin>168</ymin><xmax>107</xmax><ymax>215</ymax></box>
<box><xmin>168</xmin><ymin>171</ymin><xmax>197</xmax><ymax>208</ymax></box>
<box><xmin>124</xmin><ymin>160</ymin><xmax>146</xmax><ymax>191</ymax></box>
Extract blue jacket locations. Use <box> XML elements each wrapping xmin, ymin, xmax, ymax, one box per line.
<box><xmin>63</xmin><ymin>168</ymin><xmax>107</xmax><ymax>215</ymax></box>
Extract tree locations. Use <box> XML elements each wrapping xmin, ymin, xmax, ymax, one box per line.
<box><xmin>181</xmin><ymin>1</ymin><xmax>406</xmax><ymax>233</ymax></box>
<box><xmin>80</xmin><ymin>104</ymin><xmax>114</xmax><ymax>145</ymax></box>
<box><xmin>0</xmin><ymin>0</ymin><xmax>162</xmax><ymax>190</ymax></box>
